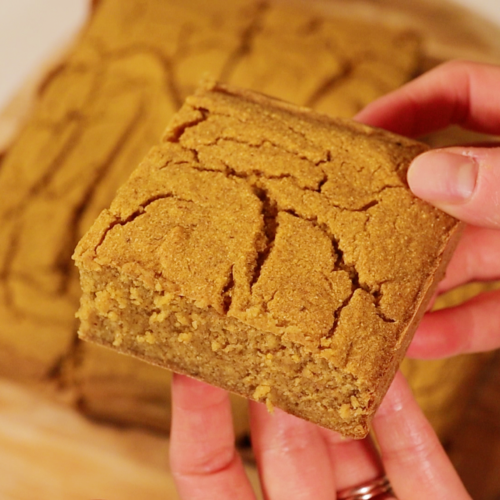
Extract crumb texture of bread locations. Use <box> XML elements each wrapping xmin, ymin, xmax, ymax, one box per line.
<box><xmin>74</xmin><ymin>82</ymin><xmax>461</xmax><ymax>437</ymax></box>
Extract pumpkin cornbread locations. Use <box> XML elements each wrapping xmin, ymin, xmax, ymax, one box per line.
<box><xmin>74</xmin><ymin>81</ymin><xmax>462</xmax><ymax>438</ymax></box>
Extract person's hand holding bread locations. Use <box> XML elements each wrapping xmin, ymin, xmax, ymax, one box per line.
<box><xmin>170</xmin><ymin>61</ymin><xmax>500</xmax><ymax>500</ymax></box>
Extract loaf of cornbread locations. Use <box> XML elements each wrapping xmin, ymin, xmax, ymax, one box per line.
<box><xmin>74</xmin><ymin>81</ymin><xmax>463</xmax><ymax>438</ymax></box>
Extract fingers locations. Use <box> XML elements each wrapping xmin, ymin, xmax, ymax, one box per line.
<box><xmin>169</xmin><ymin>374</ymin><xmax>255</xmax><ymax>500</ymax></box>
<box><xmin>407</xmin><ymin>289</ymin><xmax>500</xmax><ymax>358</ymax></box>
<box><xmin>373</xmin><ymin>372</ymin><xmax>471</xmax><ymax>500</ymax></box>
<box><xmin>249</xmin><ymin>402</ymin><xmax>336</xmax><ymax>500</ymax></box>
<box><xmin>407</xmin><ymin>146</ymin><xmax>500</xmax><ymax>228</ymax></box>
<box><xmin>356</xmin><ymin>60</ymin><xmax>500</xmax><ymax>137</ymax></box>
<box><xmin>437</xmin><ymin>225</ymin><xmax>500</xmax><ymax>292</ymax></box>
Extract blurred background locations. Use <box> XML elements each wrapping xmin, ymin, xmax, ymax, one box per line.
<box><xmin>2</xmin><ymin>0</ymin><xmax>500</xmax><ymax>121</ymax></box>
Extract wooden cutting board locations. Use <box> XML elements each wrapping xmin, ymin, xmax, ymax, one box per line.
<box><xmin>1</xmin><ymin>1</ymin><xmax>499</xmax><ymax>499</ymax></box>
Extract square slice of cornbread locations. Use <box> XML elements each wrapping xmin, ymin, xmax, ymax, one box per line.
<box><xmin>73</xmin><ymin>82</ymin><xmax>462</xmax><ymax>438</ymax></box>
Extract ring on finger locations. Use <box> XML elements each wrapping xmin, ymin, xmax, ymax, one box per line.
<box><xmin>337</xmin><ymin>475</ymin><xmax>396</xmax><ymax>500</ymax></box>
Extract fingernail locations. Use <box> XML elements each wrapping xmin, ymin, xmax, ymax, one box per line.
<box><xmin>408</xmin><ymin>151</ymin><xmax>478</xmax><ymax>204</ymax></box>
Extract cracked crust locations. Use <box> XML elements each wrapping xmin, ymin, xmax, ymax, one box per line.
<box><xmin>74</xmin><ymin>82</ymin><xmax>463</xmax><ymax>437</ymax></box>
<box><xmin>0</xmin><ymin>0</ymin><xmax>421</xmax><ymax>388</ymax></box>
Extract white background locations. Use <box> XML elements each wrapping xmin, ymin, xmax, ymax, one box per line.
<box><xmin>0</xmin><ymin>0</ymin><xmax>499</xmax><ymax>114</ymax></box>
<box><xmin>0</xmin><ymin>0</ymin><xmax>89</xmax><ymax>113</ymax></box>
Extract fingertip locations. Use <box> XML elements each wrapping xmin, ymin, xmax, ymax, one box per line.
<box><xmin>408</xmin><ymin>150</ymin><xmax>478</xmax><ymax>204</ymax></box>
<box><xmin>172</xmin><ymin>373</ymin><xmax>227</xmax><ymax>409</ymax></box>
<box><xmin>408</xmin><ymin>146</ymin><xmax>500</xmax><ymax>229</ymax></box>
<box><xmin>173</xmin><ymin>372</ymin><xmax>208</xmax><ymax>392</ymax></box>
<box><xmin>249</xmin><ymin>401</ymin><xmax>314</xmax><ymax>438</ymax></box>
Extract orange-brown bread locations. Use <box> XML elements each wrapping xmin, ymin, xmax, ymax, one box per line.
<box><xmin>74</xmin><ymin>82</ymin><xmax>463</xmax><ymax>438</ymax></box>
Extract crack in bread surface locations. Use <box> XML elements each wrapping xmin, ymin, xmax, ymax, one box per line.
<box><xmin>159</xmin><ymin>91</ymin><xmax>410</xmax><ymax>327</ymax></box>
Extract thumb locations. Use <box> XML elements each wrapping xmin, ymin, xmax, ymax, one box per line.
<box><xmin>408</xmin><ymin>146</ymin><xmax>500</xmax><ymax>228</ymax></box>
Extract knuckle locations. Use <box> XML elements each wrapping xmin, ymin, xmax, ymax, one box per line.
<box><xmin>171</xmin><ymin>442</ymin><xmax>237</xmax><ymax>478</ymax></box>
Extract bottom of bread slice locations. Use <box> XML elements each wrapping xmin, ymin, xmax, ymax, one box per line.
<box><xmin>78</xmin><ymin>266</ymin><xmax>386</xmax><ymax>438</ymax></box>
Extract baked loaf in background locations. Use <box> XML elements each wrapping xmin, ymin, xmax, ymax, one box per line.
<box><xmin>0</xmin><ymin>0</ymin><xmax>492</xmax><ymax>442</ymax></box>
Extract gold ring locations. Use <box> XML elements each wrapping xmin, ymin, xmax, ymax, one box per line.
<box><xmin>337</xmin><ymin>475</ymin><xmax>396</xmax><ymax>500</ymax></box>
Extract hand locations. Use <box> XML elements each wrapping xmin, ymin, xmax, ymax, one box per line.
<box><xmin>170</xmin><ymin>372</ymin><xmax>470</xmax><ymax>499</ymax></box>
<box><xmin>357</xmin><ymin>60</ymin><xmax>500</xmax><ymax>360</ymax></box>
